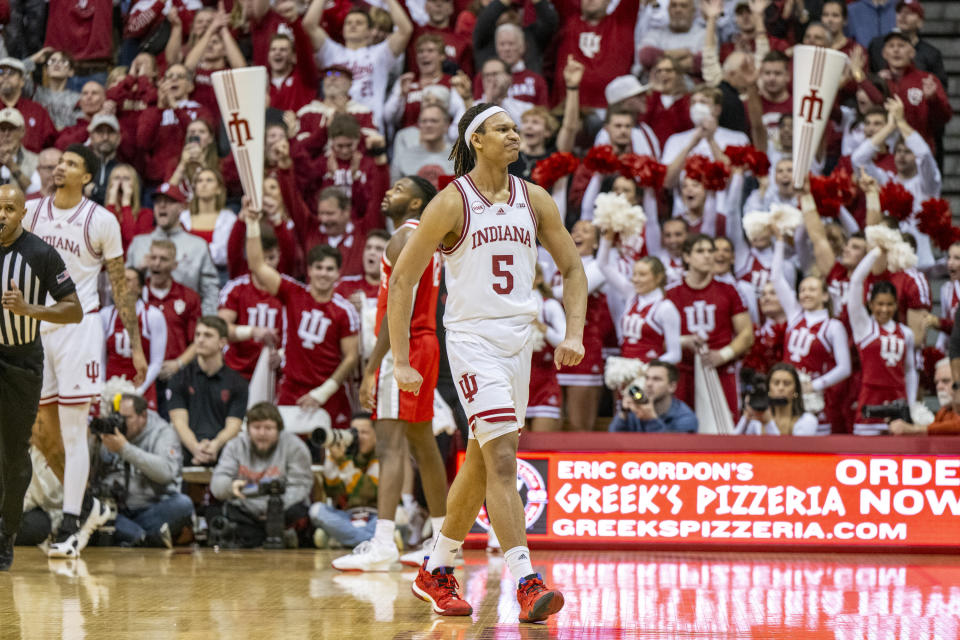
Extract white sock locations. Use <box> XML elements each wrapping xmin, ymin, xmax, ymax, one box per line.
<box><xmin>504</xmin><ymin>546</ymin><xmax>535</xmax><ymax>583</ymax></box>
<box><xmin>401</xmin><ymin>493</ymin><xmax>417</xmax><ymax>515</ymax></box>
<box><xmin>425</xmin><ymin>533</ymin><xmax>461</xmax><ymax>572</ymax></box>
<box><xmin>429</xmin><ymin>516</ymin><xmax>444</xmax><ymax>540</ymax></box>
<box><xmin>59</xmin><ymin>404</ymin><xmax>91</xmax><ymax>516</ymax></box>
<box><xmin>373</xmin><ymin>519</ymin><xmax>395</xmax><ymax>548</ymax></box>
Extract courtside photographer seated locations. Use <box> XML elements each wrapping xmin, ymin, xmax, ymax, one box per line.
<box><xmin>733</xmin><ymin>364</ymin><xmax>818</xmax><ymax>436</ymax></box>
<box><xmin>93</xmin><ymin>393</ymin><xmax>194</xmax><ymax>548</ymax></box>
<box><xmin>609</xmin><ymin>361</ymin><xmax>697</xmax><ymax>433</ymax></box>
<box><xmin>309</xmin><ymin>413</ymin><xmax>379</xmax><ymax>549</ymax></box>
<box><xmin>208</xmin><ymin>402</ymin><xmax>313</xmax><ymax>549</ymax></box>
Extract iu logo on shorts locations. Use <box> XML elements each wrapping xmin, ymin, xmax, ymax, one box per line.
<box><xmin>458</xmin><ymin>373</ymin><xmax>479</xmax><ymax>403</ymax></box>
<box><xmin>298</xmin><ymin>310</ymin><xmax>332</xmax><ymax>349</ymax></box>
<box><xmin>85</xmin><ymin>361</ymin><xmax>100</xmax><ymax>384</ymax></box>
<box><xmin>684</xmin><ymin>301</ymin><xmax>716</xmax><ymax>338</ymax></box>
<box><xmin>879</xmin><ymin>335</ymin><xmax>905</xmax><ymax>367</ymax></box>
<box><xmin>787</xmin><ymin>329</ymin><xmax>816</xmax><ymax>362</ymax></box>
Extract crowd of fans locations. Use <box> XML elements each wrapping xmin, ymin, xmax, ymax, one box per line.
<box><xmin>3</xmin><ymin>0</ymin><xmax>958</xmax><ymax>549</ymax></box>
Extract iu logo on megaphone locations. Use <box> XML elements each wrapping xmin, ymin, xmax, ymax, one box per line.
<box><xmin>798</xmin><ymin>88</ymin><xmax>824</xmax><ymax>124</ymax></box>
<box><xmin>227</xmin><ymin>111</ymin><xmax>252</xmax><ymax>148</ymax></box>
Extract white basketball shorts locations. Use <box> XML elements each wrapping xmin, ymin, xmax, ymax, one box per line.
<box><xmin>40</xmin><ymin>313</ymin><xmax>105</xmax><ymax>405</ymax></box>
<box><xmin>446</xmin><ymin>330</ymin><xmax>532</xmax><ymax>448</ymax></box>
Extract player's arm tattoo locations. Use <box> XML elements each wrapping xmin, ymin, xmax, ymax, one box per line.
<box><xmin>105</xmin><ymin>255</ymin><xmax>143</xmax><ymax>353</ymax></box>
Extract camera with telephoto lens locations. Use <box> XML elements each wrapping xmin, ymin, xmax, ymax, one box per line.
<box><xmin>740</xmin><ymin>370</ymin><xmax>788</xmax><ymax>413</ymax></box>
<box><xmin>861</xmin><ymin>401</ymin><xmax>912</xmax><ymax>424</ymax></box>
<box><xmin>310</xmin><ymin>425</ymin><xmax>358</xmax><ymax>458</ymax></box>
<box><xmin>90</xmin><ymin>412</ymin><xmax>127</xmax><ymax>436</ymax></box>
<box><xmin>242</xmin><ymin>478</ymin><xmax>287</xmax><ymax>549</ymax></box>
<box><xmin>626</xmin><ymin>384</ymin><xmax>647</xmax><ymax>405</ymax></box>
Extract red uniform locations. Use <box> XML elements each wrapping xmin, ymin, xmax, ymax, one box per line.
<box><xmin>620</xmin><ymin>296</ymin><xmax>671</xmax><ymax>362</ymax></box>
<box><xmin>557</xmin><ymin>286</ymin><xmax>613</xmax><ymax>387</ymax></box>
<box><xmin>784</xmin><ymin>311</ymin><xmax>849</xmax><ymax>431</ymax></box>
<box><xmin>855</xmin><ymin>319</ymin><xmax>911</xmax><ymax>430</ymax></box>
<box><xmin>106</xmin><ymin>205</ymin><xmax>154</xmax><ymax>253</ymax></box>
<box><xmin>736</xmin><ymin>248</ymin><xmax>774</xmax><ymax>295</ymax></box>
<box><xmin>276</xmin><ymin>280</ymin><xmax>359</xmax><ymax>428</ymax></box>
<box><xmin>939</xmin><ymin>280</ymin><xmax>960</xmax><ymax>337</ymax></box>
<box><xmin>742</xmin><ymin>317</ymin><xmax>785</xmax><ymax>375</ymax></box>
<box><xmin>141</xmin><ymin>280</ymin><xmax>202</xmax><ymax>361</ymax></box>
<box><xmin>372</xmin><ymin>220</ymin><xmax>440</xmax><ymax>423</ymax></box>
<box><xmin>528</xmin><ymin>295</ymin><xmax>563</xmax><ymax>419</ymax></box>
<box><xmin>219</xmin><ymin>275</ymin><xmax>284</xmax><ymax>380</ymax></box>
<box><xmin>827</xmin><ymin>261</ymin><xmax>851</xmax><ymax>321</ymax></box>
<box><xmin>551</xmin><ymin>0</ymin><xmax>640</xmax><ymax>107</ymax></box>
<box><xmin>666</xmin><ymin>277</ymin><xmax>748</xmax><ymax>415</ymax></box>
<box><xmin>103</xmin><ymin>302</ymin><xmax>164</xmax><ymax>409</ymax></box>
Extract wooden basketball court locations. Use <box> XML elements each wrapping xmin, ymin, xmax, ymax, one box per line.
<box><xmin>2</xmin><ymin>547</ymin><xmax>959</xmax><ymax>639</ymax></box>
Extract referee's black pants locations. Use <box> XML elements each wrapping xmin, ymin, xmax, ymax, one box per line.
<box><xmin>0</xmin><ymin>344</ymin><xmax>43</xmax><ymax>536</ymax></box>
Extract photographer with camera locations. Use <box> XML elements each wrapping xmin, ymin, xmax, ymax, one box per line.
<box><xmin>309</xmin><ymin>413</ymin><xmax>381</xmax><ymax>548</ymax></box>
<box><xmin>209</xmin><ymin>402</ymin><xmax>313</xmax><ymax>548</ymax></box>
<box><xmin>95</xmin><ymin>393</ymin><xmax>194</xmax><ymax>547</ymax></box>
<box><xmin>734</xmin><ymin>364</ymin><xmax>819</xmax><ymax>436</ymax></box>
<box><xmin>609</xmin><ymin>361</ymin><xmax>698</xmax><ymax>433</ymax></box>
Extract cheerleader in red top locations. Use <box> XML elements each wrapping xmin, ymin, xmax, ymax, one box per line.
<box><xmin>527</xmin><ymin>265</ymin><xmax>566</xmax><ymax>432</ymax></box>
<box><xmin>554</xmin><ymin>220</ymin><xmax>614</xmax><ymax>431</ymax></box>
<box><xmin>847</xmin><ymin>247</ymin><xmax>917</xmax><ymax>436</ymax></box>
<box><xmin>179</xmin><ymin>168</ymin><xmax>237</xmax><ymax>281</ymax></box>
<box><xmin>741</xmin><ymin>282</ymin><xmax>786</xmax><ymax>376</ymax></box>
<box><xmin>596</xmin><ymin>230</ymin><xmax>681</xmax><ymax>365</ymax></box>
<box><xmin>771</xmin><ymin>236</ymin><xmax>851</xmax><ymax>435</ymax></box>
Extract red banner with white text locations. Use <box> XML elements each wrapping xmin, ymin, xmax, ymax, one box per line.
<box><xmin>460</xmin><ymin>451</ymin><xmax>960</xmax><ymax>548</ymax></box>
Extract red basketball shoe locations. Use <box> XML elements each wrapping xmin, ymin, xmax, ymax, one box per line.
<box><xmin>411</xmin><ymin>560</ymin><xmax>473</xmax><ymax>616</ymax></box>
<box><xmin>517</xmin><ymin>574</ymin><xmax>564</xmax><ymax>623</ymax></box>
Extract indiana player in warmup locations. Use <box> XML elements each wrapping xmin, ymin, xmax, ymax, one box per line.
<box><xmin>665</xmin><ymin>234</ymin><xmax>754</xmax><ymax>416</ymax></box>
<box><xmin>335</xmin><ymin>176</ymin><xmax>449</xmax><ymax>571</ymax></box>
<box><xmin>0</xmin><ymin>183</ymin><xmax>83</xmax><ymax>570</ymax></box>
<box><xmin>26</xmin><ymin>145</ymin><xmax>147</xmax><ymax>558</ymax></box>
<box><xmin>388</xmin><ymin>104</ymin><xmax>587</xmax><ymax>622</ymax></box>
<box><xmin>847</xmin><ymin>246</ymin><xmax>917</xmax><ymax>436</ymax></box>
<box><xmin>243</xmin><ymin>210</ymin><xmax>359</xmax><ymax>428</ymax></box>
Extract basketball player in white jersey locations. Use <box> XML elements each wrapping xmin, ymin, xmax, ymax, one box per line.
<box><xmin>26</xmin><ymin>144</ymin><xmax>147</xmax><ymax>558</ymax></box>
<box><xmin>388</xmin><ymin>104</ymin><xmax>587</xmax><ymax>622</ymax></box>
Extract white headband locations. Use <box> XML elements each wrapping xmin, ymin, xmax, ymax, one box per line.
<box><xmin>464</xmin><ymin>106</ymin><xmax>507</xmax><ymax>146</ymax></box>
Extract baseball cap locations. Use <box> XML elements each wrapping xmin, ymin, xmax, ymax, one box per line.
<box><xmin>0</xmin><ymin>58</ymin><xmax>25</xmax><ymax>74</ymax></box>
<box><xmin>883</xmin><ymin>30</ymin><xmax>913</xmax><ymax>46</ymax></box>
<box><xmin>896</xmin><ymin>1</ymin><xmax>924</xmax><ymax>18</ymax></box>
<box><xmin>0</xmin><ymin>107</ymin><xmax>24</xmax><ymax>128</ymax></box>
<box><xmin>87</xmin><ymin>113</ymin><xmax>120</xmax><ymax>133</ymax></box>
<box><xmin>323</xmin><ymin>65</ymin><xmax>353</xmax><ymax>79</ymax></box>
<box><xmin>154</xmin><ymin>182</ymin><xmax>187</xmax><ymax>203</ymax></box>
<box><xmin>605</xmin><ymin>75</ymin><xmax>649</xmax><ymax>106</ymax></box>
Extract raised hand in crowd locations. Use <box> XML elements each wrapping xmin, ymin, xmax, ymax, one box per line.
<box><xmin>268</xmin><ymin>137</ymin><xmax>292</xmax><ymax>170</ymax></box>
<box><xmin>701</xmin><ymin>0</ymin><xmax>723</xmax><ymax>21</ymax></box>
<box><xmin>282</xmin><ymin>110</ymin><xmax>299</xmax><ymax>139</ymax></box>
<box><xmin>451</xmin><ymin>71</ymin><xmax>473</xmax><ymax>107</ymax></box>
<box><xmin>562</xmin><ymin>55</ymin><xmax>585</xmax><ymax>90</ymax></box>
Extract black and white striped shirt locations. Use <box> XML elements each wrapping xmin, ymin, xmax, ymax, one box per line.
<box><xmin>0</xmin><ymin>230</ymin><xmax>76</xmax><ymax>347</ymax></box>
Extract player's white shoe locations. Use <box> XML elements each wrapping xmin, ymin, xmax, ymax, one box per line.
<box><xmin>331</xmin><ymin>540</ymin><xmax>399</xmax><ymax>572</ymax></box>
<box><xmin>48</xmin><ymin>498</ymin><xmax>111</xmax><ymax>558</ymax></box>
<box><xmin>400</xmin><ymin>539</ymin><xmax>464</xmax><ymax>568</ymax></box>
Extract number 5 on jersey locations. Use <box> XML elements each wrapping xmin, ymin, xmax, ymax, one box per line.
<box><xmin>492</xmin><ymin>254</ymin><xmax>514</xmax><ymax>294</ymax></box>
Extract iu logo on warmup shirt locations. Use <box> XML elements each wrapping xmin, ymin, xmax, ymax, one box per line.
<box><xmin>298</xmin><ymin>310</ymin><xmax>332</xmax><ymax>349</ymax></box>
<box><xmin>879</xmin><ymin>335</ymin><xmax>905</xmax><ymax>367</ymax></box>
<box><xmin>684</xmin><ymin>301</ymin><xmax>716</xmax><ymax>338</ymax></box>
<box><xmin>787</xmin><ymin>329</ymin><xmax>816</xmax><ymax>362</ymax></box>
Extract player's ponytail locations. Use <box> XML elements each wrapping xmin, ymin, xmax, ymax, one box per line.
<box><xmin>450</xmin><ymin>103</ymin><xmax>494</xmax><ymax>177</ymax></box>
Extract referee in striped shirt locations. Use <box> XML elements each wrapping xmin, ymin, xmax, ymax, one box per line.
<box><xmin>0</xmin><ymin>183</ymin><xmax>81</xmax><ymax>570</ymax></box>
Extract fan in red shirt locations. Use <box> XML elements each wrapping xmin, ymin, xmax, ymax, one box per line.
<box><xmin>0</xmin><ymin>58</ymin><xmax>55</xmax><ymax>153</ymax></box>
<box><xmin>104</xmin><ymin>164</ymin><xmax>155</xmax><ymax>253</ymax></box>
<box><xmin>719</xmin><ymin>1</ymin><xmax>789</xmax><ymax>63</ymax></box>
<box><xmin>666</xmin><ymin>234</ymin><xmax>755</xmax><ymax>417</ymax></box>
<box><xmin>265</xmin><ymin>28</ymin><xmax>320</xmax><ymax>113</ymax></box>
<box><xmin>243</xmin><ymin>202</ymin><xmax>361</xmax><ymax>430</ymax></box>
<box><xmin>643</xmin><ymin>56</ymin><xmax>694</xmax><ymax>149</ymax></box>
<box><xmin>388</xmin><ymin>35</ymin><xmax>459</xmax><ymax>132</ymax></box>
<box><xmin>750</xmin><ymin>51</ymin><xmax>792</xmax><ymax>147</ymax></box>
<box><xmin>470</xmin><ymin>24</ymin><xmax>548</xmax><ymax>106</ymax></box>
<box><xmin>551</xmin><ymin>0</ymin><xmax>639</xmax><ymax>108</ymax></box>
<box><xmin>335</xmin><ymin>230</ymin><xmax>389</xmax><ymax>312</ymax></box>
<box><xmin>218</xmin><ymin>235</ymin><xmax>283</xmax><ymax>380</ymax></box>
<box><xmin>183</xmin><ymin>10</ymin><xmax>249</xmax><ymax>118</ymax></box>
<box><xmin>407</xmin><ymin>0</ymin><xmax>473</xmax><ymax>76</ymax></box>
<box><xmin>141</xmin><ymin>239</ymin><xmax>203</xmax><ymax>386</ymax></box>
<box><xmin>44</xmin><ymin>0</ymin><xmax>113</xmax><ymax>63</ymax></box>
<box><xmin>55</xmin><ymin>81</ymin><xmax>107</xmax><ymax>150</ymax></box>
<box><xmin>296</xmin><ymin>66</ymin><xmax>377</xmax><ymax>162</ymax></box>
<box><xmin>105</xmin><ymin>54</ymin><xmax>159</xmax><ymax>172</ymax></box>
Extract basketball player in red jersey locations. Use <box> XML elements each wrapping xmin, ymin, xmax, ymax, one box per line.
<box><xmin>331</xmin><ymin>176</ymin><xmax>449</xmax><ymax>572</ymax></box>
<box><xmin>388</xmin><ymin>104</ymin><xmax>587</xmax><ymax>622</ymax></box>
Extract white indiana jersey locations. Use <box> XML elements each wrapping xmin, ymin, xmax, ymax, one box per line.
<box><xmin>26</xmin><ymin>196</ymin><xmax>123</xmax><ymax>320</ymax></box>
<box><xmin>444</xmin><ymin>173</ymin><xmax>539</xmax><ymax>352</ymax></box>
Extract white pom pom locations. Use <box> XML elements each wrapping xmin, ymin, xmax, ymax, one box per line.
<box><xmin>910</xmin><ymin>402</ymin><xmax>935</xmax><ymax>428</ymax></box>
<box><xmin>798</xmin><ymin>372</ymin><xmax>824</xmax><ymax>414</ymax></box>
<box><xmin>604</xmin><ymin>356</ymin><xmax>646</xmax><ymax>390</ymax></box>
<box><xmin>593</xmin><ymin>192</ymin><xmax>647</xmax><ymax>237</ymax></box>
<box><xmin>769</xmin><ymin>203</ymin><xmax>803</xmax><ymax>236</ymax></box>
<box><xmin>742</xmin><ymin>210</ymin><xmax>770</xmax><ymax>242</ymax></box>
<box><xmin>530</xmin><ymin>323</ymin><xmax>546</xmax><ymax>352</ymax></box>
<box><xmin>865</xmin><ymin>225</ymin><xmax>918</xmax><ymax>272</ymax></box>
<box><xmin>361</xmin><ymin>304</ymin><xmax>378</xmax><ymax>357</ymax></box>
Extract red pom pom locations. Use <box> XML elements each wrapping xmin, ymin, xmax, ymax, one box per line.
<box><xmin>879</xmin><ymin>182</ymin><xmax>915</xmax><ymax>221</ymax></box>
<box><xmin>684</xmin><ymin>155</ymin><xmax>729</xmax><ymax>191</ymax></box>
<box><xmin>530</xmin><ymin>152</ymin><xmax>580</xmax><ymax>191</ymax></box>
<box><xmin>724</xmin><ymin>145</ymin><xmax>751</xmax><ymax>167</ymax></box>
<box><xmin>747</xmin><ymin>148</ymin><xmax>770</xmax><ymax>177</ymax></box>
<box><xmin>619</xmin><ymin>153</ymin><xmax>666</xmax><ymax>190</ymax></box>
<box><xmin>583</xmin><ymin>145</ymin><xmax>621</xmax><ymax>174</ymax></box>
<box><xmin>918</xmin><ymin>197</ymin><xmax>955</xmax><ymax>250</ymax></box>
<box><xmin>809</xmin><ymin>169</ymin><xmax>856</xmax><ymax>219</ymax></box>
